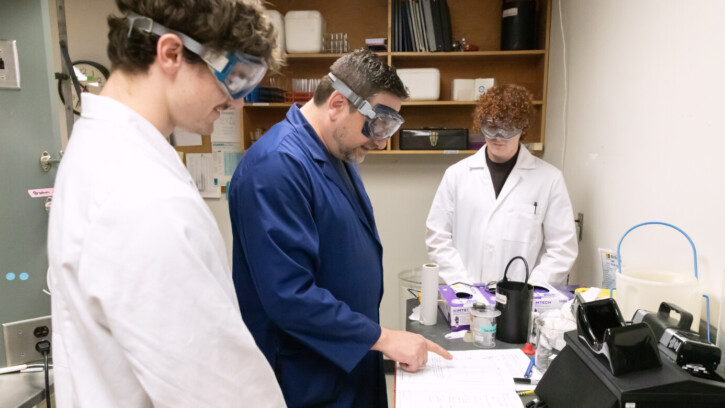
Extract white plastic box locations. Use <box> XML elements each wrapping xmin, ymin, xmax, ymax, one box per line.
<box><xmin>396</xmin><ymin>68</ymin><xmax>440</xmax><ymax>100</ymax></box>
<box><xmin>452</xmin><ymin>79</ymin><xmax>475</xmax><ymax>101</ymax></box>
<box><xmin>285</xmin><ymin>10</ymin><xmax>325</xmax><ymax>53</ymax></box>
<box><xmin>264</xmin><ymin>10</ymin><xmax>285</xmax><ymax>54</ymax></box>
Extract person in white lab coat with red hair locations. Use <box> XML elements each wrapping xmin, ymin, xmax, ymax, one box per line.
<box><xmin>426</xmin><ymin>84</ymin><xmax>578</xmax><ymax>287</ymax></box>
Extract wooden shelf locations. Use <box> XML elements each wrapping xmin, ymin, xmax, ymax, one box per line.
<box><xmin>286</xmin><ymin>52</ymin><xmax>389</xmax><ymax>59</ymax></box>
<box><xmin>241</xmin><ymin>0</ymin><xmax>552</xmax><ymax>152</ymax></box>
<box><xmin>401</xmin><ymin>100</ymin><xmax>543</xmax><ymax>106</ymax></box>
<box><xmin>284</xmin><ymin>50</ymin><xmax>543</xmax><ymax>60</ymax></box>
<box><xmin>245</xmin><ymin>100</ymin><xmax>542</xmax><ymax>108</ymax></box>
<box><xmin>370</xmin><ymin>150</ymin><xmax>478</xmax><ymax>155</ymax></box>
<box><xmin>245</xmin><ymin>102</ymin><xmax>295</xmax><ymax>108</ymax></box>
<box><xmin>390</xmin><ymin>50</ymin><xmax>545</xmax><ymax>59</ymax></box>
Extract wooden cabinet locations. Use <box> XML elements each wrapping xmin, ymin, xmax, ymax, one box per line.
<box><xmin>242</xmin><ymin>0</ymin><xmax>551</xmax><ymax>154</ymax></box>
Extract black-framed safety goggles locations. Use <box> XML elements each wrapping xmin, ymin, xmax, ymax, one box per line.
<box><xmin>328</xmin><ymin>73</ymin><xmax>404</xmax><ymax>141</ymax></box>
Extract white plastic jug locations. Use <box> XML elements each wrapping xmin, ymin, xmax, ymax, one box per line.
<box><xmin>614</xmin><ymin>222</ymin><xmax>702</xmax><ymax>332</ymax></box>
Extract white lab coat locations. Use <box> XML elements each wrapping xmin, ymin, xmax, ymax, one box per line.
<box><xmin>47</xmin><ymin>94</ymin><xmax>285</xmax><ymax>408</ymax></box>
<box><xmin>426</xmin><ymin>145</ymin><xmax>578</xmax><ymax>286</ymax></box>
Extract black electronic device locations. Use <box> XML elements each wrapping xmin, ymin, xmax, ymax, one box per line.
<box><xmin>576</xmin><ymin>297</ymin><xmax>662</xmax><ymax>376</ymax></box>
<box><xmin>536</xmin><ymin>331</ymin><xmax>725</xmax><ymax>408</ymax></box>
<box><xmin>632</xmin><ymin>302</ymin><xmax>721</xmax><ymax>375</ymax></box>
<box><xmin>659</xmin><ymin>328</ymin><xmax>721</xmax><ymax>375</ymax></box>
<box><xmin>631</xmin><ymin>302</ymin><xmax>693</xmax><ymax>340</ymax></box>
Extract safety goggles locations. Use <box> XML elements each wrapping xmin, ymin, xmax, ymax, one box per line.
<box><xmin>328</xmin><ymin>73</ymin><xmax>404</xmax><ymax>141</ymax></box>
<box><xmin>126</xmin><ymin>12</ymin><xmax>267</xmax><ymax>100</ymax></box>
<box><xmin>481</xmin><ymin>120</ymin><xmax>522</xmax><ymax>140</ymax></box>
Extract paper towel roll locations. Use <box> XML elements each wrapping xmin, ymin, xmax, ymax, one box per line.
<box><xmin>420</xmin><ymin>263</ymin><xmax>439</xmax><ymax>325</ymax></box>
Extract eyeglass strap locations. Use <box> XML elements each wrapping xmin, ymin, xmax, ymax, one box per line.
<box><xmin>125</xmin><ymin>11</ymin><xmax>229</xmax><ymax>72</ymax></box>
<box><xmin>328</xmin><ymin>73</ymin><xmax>376</xmax><ymax>119</ymax></box>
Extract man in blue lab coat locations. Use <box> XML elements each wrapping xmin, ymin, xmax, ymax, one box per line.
<box><xmin>229</xmin><ymin>49</ymin><xmax>452</xmax><ymax>407</ymax></box>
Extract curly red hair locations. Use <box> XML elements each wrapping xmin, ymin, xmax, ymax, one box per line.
<box><xmin>473</xmin><ymin>84</ymin><xmax>533</xmax><ymax>140</ymax></box>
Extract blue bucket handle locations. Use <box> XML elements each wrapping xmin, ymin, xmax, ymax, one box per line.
<box><xmin>612</xmin><ymin>222</ymin><xmax>710</xmax><ymax>343</ymax></box>
<box><xmin>616</xmin><ymin>221</ymin><xmax>698</xmax><ymax>279</ymax></box>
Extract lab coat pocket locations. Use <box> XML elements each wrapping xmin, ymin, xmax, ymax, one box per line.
<box><xmin>503</xmin><ymin>205</ymin><xmax>539</xmax><ymax>243</ymax></box>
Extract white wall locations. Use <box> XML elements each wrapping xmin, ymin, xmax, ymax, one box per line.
<box><xmin>358</xmin><ymin>155</ymin><xmax>460</xmax><ymax>329</ymax></box>
<box><xmin>544</xmin><ymin>0</ymin><xmax>725</xmax><ymax>327</ymax></box>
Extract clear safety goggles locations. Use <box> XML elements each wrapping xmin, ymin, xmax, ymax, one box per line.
<box><xmin>328</xmin><ymin>73</ymin><xmax>404</xmax><ymax>141</ymax></box>
<box><xmin>126</xmin><ymin>12</ymin><xmax>267</xmax><ymax>100</ymax></box>
<box><xmin>481</xmin><ymin>120</ymin><xmax>522</xmax><ymax>140</ymax></box>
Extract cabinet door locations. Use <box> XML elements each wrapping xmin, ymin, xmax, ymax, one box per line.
<box><xmin>0</xmin><ymin>0</ymin><xmax>61</xmax><ymax>367</ymax></box>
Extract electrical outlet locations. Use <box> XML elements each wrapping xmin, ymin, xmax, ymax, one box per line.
<box><xmin>2</xmin><ymin>315</ymin><xmax>52</xmax><ymax>366</ymax></box>
<box><xmin>0</xmin><ymin>39</ymin><xmax>21</xmax><ymax>90</ymax></box>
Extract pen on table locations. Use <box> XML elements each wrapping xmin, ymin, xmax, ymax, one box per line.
<box><xmin>518</xmin><ymin>390</ymin><xmax>535</xmax><ymax>396</ymax></box>
<box><xmin>514</xmin><ymin>377</ymin><xmax>539</xmax><ymax>385</ymax></box>
<box><xmin>524</xmin><ymin>356</ymin><xmax>535</xmax><ymax>379</ymax></box>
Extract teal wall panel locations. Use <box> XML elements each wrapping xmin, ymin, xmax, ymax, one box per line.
<box><xmin>0</xmin><ymin>0</ymin><xmax>61</xmax><ymax>367</ymax></box>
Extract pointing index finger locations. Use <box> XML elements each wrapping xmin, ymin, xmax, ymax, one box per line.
<box><xmin>426</xmin><ymin>339</ymin><xmax>453</xmax><ymax>360</ymax></box>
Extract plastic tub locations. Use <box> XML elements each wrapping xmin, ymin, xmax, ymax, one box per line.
<box><xmin>263</xmin><ymin>10</ymin><xmax>285</xmax><ymax>54</ymax></box>
<box><xmin>285</xmin><ymin>10</ymin><xmax>325</xmax><ymax>53</ymax></box>
<box><xmin>396</xmin><ymin>68</ymin><xmax>440</xmax><ymax>100</ymax></box>
<box><xmin>615</xmin><ymin>222</ymin><xmax>703</xmax><ymax>331</ymax></box>
<box><xmin>616</xmin><ymin>268</ymin><xmax>701</xmax><ymax>331</ymax></box>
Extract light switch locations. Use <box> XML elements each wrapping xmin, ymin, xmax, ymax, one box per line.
<box><xmin>0</xmin><ymin>39</ymin><xmax>21</xmax><ymax>90</ymax></box>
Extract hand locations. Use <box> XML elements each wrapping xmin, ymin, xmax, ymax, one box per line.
<box><xmin>371</xmin><ymin>327</ymin><xmax>453</xmax><ymax>372</ymax></box>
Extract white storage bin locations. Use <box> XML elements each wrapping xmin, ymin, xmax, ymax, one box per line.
<box><xmin>452</xmin><ymin>79</ymin><xmax>475</xmax><ymax>101</ymax></box>
<box><xmin>285</xmin><ymin>10</ymin><xmax>325</xmax><ymax>53</ymax></box>
<box><xmin>397</xmin><ymin>68</ymin><xmax>440</xmax><ymax>101</ymax></box>
<box><xmin>264</xmin><ymin>10</ymin><xmax>285</xmax><ymax>54</ymax></box>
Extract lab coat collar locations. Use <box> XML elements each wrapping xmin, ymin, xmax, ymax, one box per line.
<box><xmin>79</xmin><ymin>93</ymin><xmax>192</xmax><ymax>183</ymax></box>
<box><xmin>469</xmin><ymin>144</ymin><xmax>536</xmax><ymax>171</ymax></box>
<box><xmin>285</xmin><ymin>104</ymin><xmax>328</xmax><ymax>163</ymax></box>
<box><xmin>285</xmin><ymin>104</ymin><xmax>381</xmax><ymax>243</ymax></box>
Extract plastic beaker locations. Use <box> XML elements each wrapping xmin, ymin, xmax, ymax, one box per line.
<box><xmin>534</xmin><ymin>312</ymin><xmax>570</xmax><ymax>372</ymax></box>
<box><xmin>470</xmin><ymin>303</ymin><xmax>501</xmax><ymax>348</ymax></box>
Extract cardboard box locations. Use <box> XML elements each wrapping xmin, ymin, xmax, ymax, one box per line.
<box><xmin>474</xmin><ymin>78</ymin><xmax>497</xmax><ymax>99</ymax></box>
<box><xmin>438</xmin><ymin>282</ymin><xmax>573</xmax><ymax>331</ymax></box>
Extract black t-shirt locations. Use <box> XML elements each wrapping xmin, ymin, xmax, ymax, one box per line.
<box><xmin>486</xmin><ymin>144</ymin><xmax>520</xmax><ymax>198</ymax></box>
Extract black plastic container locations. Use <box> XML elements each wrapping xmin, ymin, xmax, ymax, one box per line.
<box><xmin>500</xmin><ymin>0</ymin><xmax>537</xmax><ymax>51</ymax></box>
<box><xmin>495</xmin><ymin>256</ymin><xmax>533</xmax><ymax>343</ymax></box>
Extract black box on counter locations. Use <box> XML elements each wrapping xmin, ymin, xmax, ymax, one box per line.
<box><xmin>399</xmin><ymin>128</ymin><xmax>469</xmax><ymax>150</ymax></box>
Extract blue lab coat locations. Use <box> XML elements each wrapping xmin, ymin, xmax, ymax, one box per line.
<box><xmin>229</xmin><ymin>105</ymin><xmax>387</xmax><ymax>407</ymax></box>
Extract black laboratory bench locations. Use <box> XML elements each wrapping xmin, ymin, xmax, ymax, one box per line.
<box><xmin>403</xmin><ymin>298</ymin><xmax>538</xmax><ymax>406</ymax></box>
<box><xmin>0</xmin><ymin>369</ymin><xmax>53</xmax><ymax>408</ymax></box>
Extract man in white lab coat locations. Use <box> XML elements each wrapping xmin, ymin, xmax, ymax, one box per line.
<box><xmin>47</xmin><ymin>1</ymin><xmax>285</xmax><ymax>406</ymax></box>
<box><xmin>426</xmin><ymin>84</ymin><xmax>578</xmax><ymax>286</ymax></box>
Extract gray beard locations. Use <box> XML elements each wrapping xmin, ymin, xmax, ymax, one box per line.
<box><xmin>332</xmin><ymin>127</ymin><xmax>366</xmax><ymax>164</ymax></box>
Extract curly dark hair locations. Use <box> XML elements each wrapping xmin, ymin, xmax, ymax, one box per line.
<box><xmin>107</xmin><ymin>0</ymin><xmax>282</xmax><ymax>74</ymax></box>
<box><xmin>313</xmin><ymin>48</ymin><xmax>409</xmax><ymax>110</ymax></box>
<box><xmin>473</xmin><ymin>84</ymin><xmax>533</xmax><ymax>140</ymax></box>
